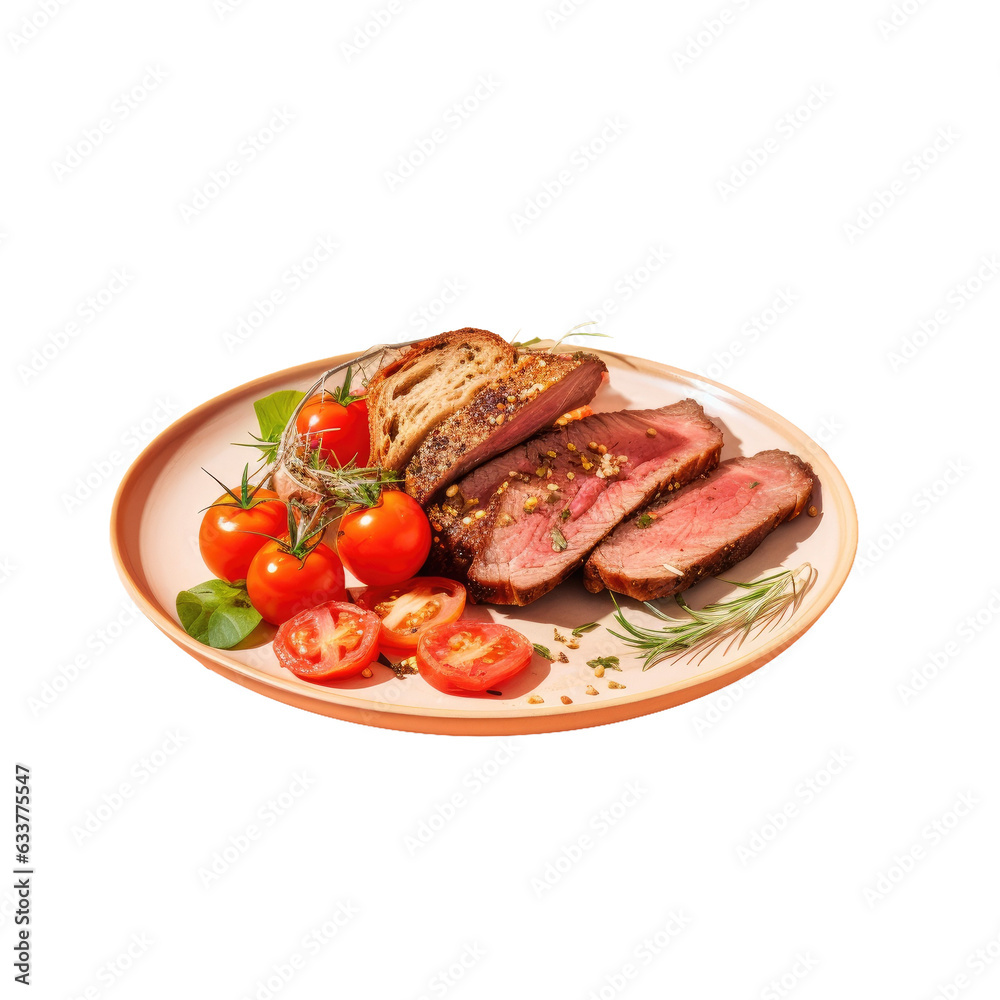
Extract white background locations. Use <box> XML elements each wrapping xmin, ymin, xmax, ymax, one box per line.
<box><xmin>4</xmin><ymin>0</ymin><xmax>1000</xmax><ymax>996</ymax></box>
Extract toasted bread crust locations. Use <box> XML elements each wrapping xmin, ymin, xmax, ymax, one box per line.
<box><xmin>366</xmin><ymin>329</ymin><xmax>514</xmax><ymax>473</ymax></box>
<box><xmin>404</xmin><ymin>352</ymin><xmax>607</xmax><ymax>504</ymax></box>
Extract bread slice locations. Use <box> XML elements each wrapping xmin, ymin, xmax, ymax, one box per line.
<box><xmin>367</xmin><ymin>328</ymin><xmax>515</xmax><ymax>473</ymax></box>
<box><xmin>404</xmin><ymin>351</ymin><xmax>607</xmax><ymax>504</ymax></box>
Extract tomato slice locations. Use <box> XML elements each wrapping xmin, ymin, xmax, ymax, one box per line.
<box><xmin>273</xmin><ymin>602</ymin><xmax>379</xmax><ymax>681</ymax></box>
<box><xmin>416</xmin><ymin>622</ymin><xmax>533</xmax><ymax>694</ymax></box>
<box><xmin>356</xmin><ymin>577</ymin><xmax>466</xmax><ymax>650</ymax></box>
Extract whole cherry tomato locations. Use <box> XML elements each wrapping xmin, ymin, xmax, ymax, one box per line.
<box><xmin>336</xmin><ymin>490</ymin><xmax>431</xmax><ymax>586</ymax></box>
<box><xmin>198</xmin><ymin>466</ymin><xmax>286</xmax><ymax>582</ymax></box>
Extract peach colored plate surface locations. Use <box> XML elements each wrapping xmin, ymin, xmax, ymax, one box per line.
<box><xmin>111</xmin><ymin>350</ymin><xmax>857</xmax><ymax>735</ymax></box>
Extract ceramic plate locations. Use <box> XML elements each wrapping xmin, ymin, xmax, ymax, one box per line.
<box><xmin>111</xmin><ymin>350</ymin><xmax>857</xmax><ymax>735</ymax></box>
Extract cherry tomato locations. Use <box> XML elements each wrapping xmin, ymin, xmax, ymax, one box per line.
<box><xmin>198</xmin><ymin>489</ymin><xmax>285</xmax><ymax>583</ymax></box>
<box><xmin>296</xmin><ymin>394</ymin><xmax>370</xmax><ymax>467</ymax></box>
<box><xmin>337</xmin><ymin>490</ymin><xmax>431</xmax><ymax>586</ymax></box>
<box><xmin>274</xmin><ymin>602</ymin><xmax>380</xmax><ymax>681</ymax></box>
<box><xmin>416</xmin><ymin>622</ymin><xmax>534</xmax><ymax>694</ymax></box>
<box><xmin>246</xmin><ymin>538</ymin><xmax>347</xmax><ymax>625</ymax></box>
<box><xmin>357</xmin><ymin>577</ymin><xmax>466</xmax><ymax>650</ymax></box>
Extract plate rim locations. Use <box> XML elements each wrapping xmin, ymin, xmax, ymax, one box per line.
<box><xmin>110</xmin><ymin>348</ymin><xmax>858</xmax><ymax>735</ymax></box>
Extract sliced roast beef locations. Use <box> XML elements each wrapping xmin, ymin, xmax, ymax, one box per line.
<box><xmin>405</xmin><ymin>351</ymin><xmax>606</xmax><ymax>504</ymax></box>
<box><xmin>583</xmin><ymin>450</ymin><xmax>815</xmax><ymax>601</ymax></box>
<box><xmin>424</xmin><ymin>399</ymin><xmax>724</xmax><ymax>605</ymax></box>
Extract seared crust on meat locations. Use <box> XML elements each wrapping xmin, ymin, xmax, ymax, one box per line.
<box><xmin>424</xmin><ymin>399</ymin><xmax>725</xmax><ymax>605</ymax></box>
<box><xmin>583</xmin><ymin>450</ymin><xmax>816</xmax><ymax>600</ymax></box>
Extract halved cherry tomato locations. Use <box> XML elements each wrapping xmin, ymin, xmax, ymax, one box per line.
<box><xmin>246</xmin><ymin>538</ymin><xmax>346</xmax><ymax>625</ymax></box>
<box><xmin>199</xmin><ymin>488</ymin><xmax>286</xmax><ymax>583</ymax></box>
<box><xmin>357</xmin><ymin>577</ymin><xmax>466</xmax><ymax>649</ymax></box>
<box><xmin>337</xmin><ymin>490</ymin><xmax>431</xmax><ymax>586</ymax></box>
<box><xmin>296</xmin><ymin>393</ymin><xmax>370</xmax><ymax>467</ymax></box>
<box><xmin>416</xmin><ymin>622</ymin><xmax>534</xmax><ymax>694</ymax></box>
<box><xmin>274</xmin><ymin>602</ymin><xmax>380</xmax><ymax>680</ymax></box>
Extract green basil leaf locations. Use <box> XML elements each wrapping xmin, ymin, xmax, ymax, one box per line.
<box><xmin>571</xmin><ymin>622</ymin><xmax>600</xmax><ymax>636</ymax></box>
<box><xmin>254</xmin><ymin>390</ymin><xmax>305</xmax><ymax>444</ymax></box>
<box><xmin>176</xmin><ymin>579</ymin><xmax>262</xmax><ymax>649</ymax></box>
<box><xmin>533</xmin><ymin>643</ymin><xmax>555</xmax><ymax>661</ymax></box>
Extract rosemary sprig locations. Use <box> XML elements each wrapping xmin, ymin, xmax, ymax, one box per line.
<box><xmin>610</xmin><ymin>563</ymin><xmax>815</xmax><ymax>670</ymax></box>
<box><xmin>319</xmin><ymin>461</ymin><xmax>403</xmax><ymax>508</ymax></box>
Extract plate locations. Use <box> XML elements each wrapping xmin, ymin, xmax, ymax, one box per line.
<box><xmin>111</xmin><ymin>350</ymin><xmax>857</xmax><ymax>735</ymax></box>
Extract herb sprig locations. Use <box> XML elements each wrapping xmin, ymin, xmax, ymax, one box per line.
<box><xmin>610</xmin><ymin>563</ymin><xmax>816</xmax><ymax>670</ymax></box>
<box><xmin>513</xmin><ymin>321</ymin><xmax>612</xmax><ymax>351</ymax></box>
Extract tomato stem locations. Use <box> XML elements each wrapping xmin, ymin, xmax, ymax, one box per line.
<box><xmin>200</xmin><ymin>464</ymin><xmax>271</xmax><ymax>511</ymax></box>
